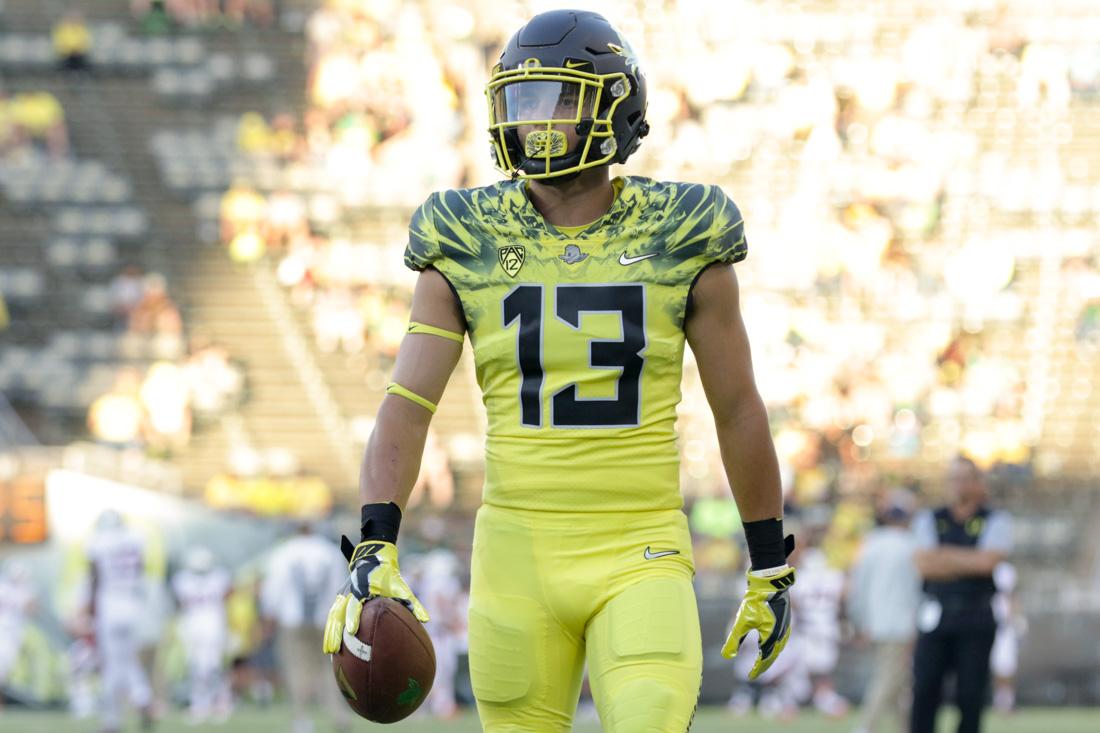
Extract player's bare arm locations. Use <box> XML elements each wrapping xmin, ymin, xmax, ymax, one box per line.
<box><xmin>685</xmin><ymin>262</ymin><xmax>782</xmax><ymax>523</ymax></box>
<box><xmin>324</xmin><ymin>267</ymin><xmax>466</xmax><ymax>653</ymax></box>
<box><xmin>686</xmin><ymin>261</ymin><xmax>795</xmax><ymax>679</ymax></box>
<box><xmin>361</xmin><ymin>266</ymin><xmax>466</xmax><ymax>510</ymax></box>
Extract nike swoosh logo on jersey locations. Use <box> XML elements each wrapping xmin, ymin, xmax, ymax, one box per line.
<box><xmin>619</xmin><ymin>252</ymin><xmax>659</xmax><ymax>266</ymax></box>
<box><xmin>643</xmin><ymin>546</ymin><xmax>680</xmax><ymax>560</ymax></box>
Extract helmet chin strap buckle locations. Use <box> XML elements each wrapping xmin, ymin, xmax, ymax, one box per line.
<box><xmin>524</xmin><ymin>130</ymin><xmax>568</xmax><ymax>158</ymax></box>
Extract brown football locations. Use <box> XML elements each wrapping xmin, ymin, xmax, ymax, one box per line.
<box><xmin>331</xmin><ymin>597</ymin><xmax>436</xmax><ymax>723</ymax></box>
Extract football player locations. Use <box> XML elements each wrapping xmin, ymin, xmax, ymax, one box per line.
<box><xmin>85</xmin><ymin>509</ymin><xmax>155</xmax><ymax>733</ymax></box>
<box><xmin>790</xmin><ymin>527</ymin><xmax>849</xmax><ymax>717</ymax></box>
<box><xmin>324</xmin><ymin>9</ymin><xmax>794</xmax><ymax>730</ymax></box>
<box><xmin>412</xmin><ymin>549</ymin><xmax>468</xmax><ymax>719</ymax></box>
<box><xmin>0</xmin><ymin>559</ymin><xmax>37</xmax><ymax>708</ymax></box>
<box><xmin>172</xmin><ymin>547</ymin><xmax>233</xmax><ymax>724</ymax></box>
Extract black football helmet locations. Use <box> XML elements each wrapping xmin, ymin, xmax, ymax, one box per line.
<box><xmin>486</xmin><ymin>9</ymin><xmax>650</xmax><ymax>180</ymax></box>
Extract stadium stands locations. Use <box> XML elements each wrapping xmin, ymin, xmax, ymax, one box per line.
<box><xmin>5</xmin><ymin>0</ymin><xmax>1099</xmax><ymax>499</ymax></box>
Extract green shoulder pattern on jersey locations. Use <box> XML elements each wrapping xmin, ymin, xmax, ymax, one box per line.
<box><xmin>404</xmin><ymin>176</ymin><xmax>746</xmax><ymax>330</ymax></box>
<box><xmin>401</xmin><ymin>176</ymin><xmax>748</xmax><ymax>512</ymax></box>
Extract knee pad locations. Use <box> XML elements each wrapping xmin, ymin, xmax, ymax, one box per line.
<box><xmin>599</xmin><ymin>677</ymin><xmax>697</xmax><ymax>733</ymax></box>
<box><xmin>589</xmin><ymin>578</ymin><xmax>702</xmax><ymax>732</ymax></box>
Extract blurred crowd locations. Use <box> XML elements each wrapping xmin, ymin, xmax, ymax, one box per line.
<box><xmin>130</xmin><ymin>0</ymin><xmax>276</xmax><ymax>33</ymax></box>
<box><xmin>86</xmin><ymin>268</ymin><xmax>245</xmax><ymax>456</ymax></box>
<box><xmin>203</xmin><ymin>0</ymin><xmax>1100</xmax><ymax>510</ymax></box>
<box><xmin>219</xmin><ymin>178</ymin><xmax>414</xmax><ymax>364</ymax></box>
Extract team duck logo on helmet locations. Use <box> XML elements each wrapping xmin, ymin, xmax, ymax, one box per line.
<box><xmin>486</xmin><ymin>9</ymin><xmax>650</xmax><ymax>181</ymax></box>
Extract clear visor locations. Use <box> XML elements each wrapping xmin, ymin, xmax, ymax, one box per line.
<box><xmin>493</xmin><ymin>80</ymin><xmax>590</xmax><ymax>124</ymax></box>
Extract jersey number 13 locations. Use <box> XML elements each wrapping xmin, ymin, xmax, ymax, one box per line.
<box><xmin>502</xmin><ymin>283</ymin><xmax>646</xmax><ymax>428</ymax></box>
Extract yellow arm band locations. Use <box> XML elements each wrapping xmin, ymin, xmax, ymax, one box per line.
<box><xmin>385</xmin><ymin>382</ymin><xmax>437</xmax><ymax>414</ymax></box>
<box><xmin>407</xmin><ymin>321</ymin><xmax>463</xmax><ymax>344</ymax></box>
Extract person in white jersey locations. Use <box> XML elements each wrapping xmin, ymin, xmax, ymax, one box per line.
<box><xmin>172</xmin><ymin>546</ymin><xmax>233</xmax><ymax>723</ymax></box>
<box><xmin>0</xmin><ymin>559</ymin><xmax>37</xmax><ymax>708</ymax></box>
<box><xmin>790</xmin><ymin>524</ymin><xmax>849</xmax><ymax>717</ymax></box>
<box><xmin>990</xmin><ymin>561</ymin><xmax>1025</xmax><ymax>713</ymax></box>
<box><xmin>413</xmin><ymin>549</ymin><xmax>468</xmax><ymax>720</ymax></box>
<box><xmin>85</xmin><ymin>509</ymin><xmax>155</xmax><ymax>733</ymax></box>
<box><xmin>261</xmin><ymin>522</ymin><xmax>350</xmax><ymax>733</ymax></box>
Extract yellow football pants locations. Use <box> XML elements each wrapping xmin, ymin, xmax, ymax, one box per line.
<box><xmin>468</xmin><ymin>505</ymin><xmax>702</xmax><ymax>732</ymax></box>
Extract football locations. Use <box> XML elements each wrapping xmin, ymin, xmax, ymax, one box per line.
<box><xmin>331</xmin><ymin>597</ymin><xmax>436</xmax><ymax>723</ymax></box>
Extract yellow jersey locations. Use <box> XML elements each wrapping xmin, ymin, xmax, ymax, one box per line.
<box><xmin>404</xmin><ymin>176</ymin><xmax>747</xmax><ymax>512</ymax></box>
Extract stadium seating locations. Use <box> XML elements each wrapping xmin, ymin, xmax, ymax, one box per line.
<box><xmin>12</xmin><ymin>0</ymin><xmax>1098</xmax><ymax>500</ymax></box>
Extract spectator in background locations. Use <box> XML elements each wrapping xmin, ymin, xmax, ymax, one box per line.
<box><xmin>0</xmin><ymin>289</ymin><xmax>9</xmax><ymax>331</ymax></box>
<box><xmin>9</xmin><ymin>91</ymin><xmax>68</xmax><ymax>157</ymax></box>
<box><xmin>221</xmin><ymin>181</ymin><xmax>269</xmax><ymax>264</ymax></box>
<box><xmin>220</xmin><ymin>180</ymin><xmax>268</xmax><ymax>244</ymax></box>
<box><xmin>52</xmin><ymin>11</ymin><xmax>92</xmax><ymax>72</ymax></box>
<box><xmin>128</xmin><ymin>273</ymin><xmax>182</xmax><ymax>338</ymax></box>
<box><xmin>140</xmin><ymin>360</ymin><xmax>192</xmax><ymax>457</ymax></box>
<box><xmin>311</xmin><ymin>287</ymin><xmax>364</xmax><ymax>354</ymax></box>
<box><xmin>268</xmin><ymin>114</ymin><xmax>300</xmax><ymax>162</ymax></box>
<box><xmin>185</xmin><ymin>338</ymin><xmax>245</xmax><ymax>421</ymax></box>
<box><xmin>237</xmin><ymin>112</ymin><xmax>275</xmax><ymax>157</ymax></box>
<box><xmin>88</xmin><ymin>368</ymin><xmax>146</xmax><ymax>447</ymax></box>
<box><xmin>266</xmin><ymin>190</ymin><xmax>309</xmax><ymax>251</ymax></box>
<box><xmin>261</xmin><ymin>523</ymin><xmax>350</xmax><ymax>733</ymax></box>
<box><xmin>131</xmin><ymin>0</ymin><xmax>173</xmax><ymax>35</ymax></box>
<box><xmin>848</xmin><ymin>489</ymin><xmax>921</xmax><ymax>733</ymax></box>
<box><xmin>910</xmin><ymin>456</ymin><xmax>1013</xmax><ymax>733</ymax></box>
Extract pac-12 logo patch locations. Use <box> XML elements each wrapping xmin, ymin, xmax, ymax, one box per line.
<box><xmin>498</xmin><ymin>245</ymin><xmax>526</xmax><ymax>277</ymax></box>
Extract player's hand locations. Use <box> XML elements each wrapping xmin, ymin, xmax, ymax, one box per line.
<box><xmin>323</xmin><ymin>537</ymin><xmax>429</xmax><ymax>655</ymax></box>
<box><xmin>722</xmin><ymin>564</ymin><xmax>795</xmax><ymax>680</ymax></box>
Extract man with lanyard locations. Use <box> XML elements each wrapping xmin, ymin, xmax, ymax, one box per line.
<box><xmin>910</xmin><ymin>456</ymin><xmax>1013</xmax><ymax>733</ymax></box>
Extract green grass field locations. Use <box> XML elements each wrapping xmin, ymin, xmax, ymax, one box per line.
<box><xmin>1</xmin><ymin>706</ymin><xmax>1097</xmax><ymax>733</ymax></box>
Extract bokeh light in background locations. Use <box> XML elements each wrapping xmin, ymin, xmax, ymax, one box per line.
<box><xmin>1</xmin><ymin>0</ymin><xmax>1099</xmax><ymax>723</ymax></box>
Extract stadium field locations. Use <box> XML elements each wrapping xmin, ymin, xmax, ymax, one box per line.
<box><xmin>1</xmin><ymin>706</ymin><xmax>1097</xmax><ymax>732</ymax></box>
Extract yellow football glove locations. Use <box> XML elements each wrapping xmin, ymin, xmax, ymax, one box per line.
<box><xmin>322</xmin><ymin>538</ymin><xmax>429</xmax><ymax>655</ymax></box>
<box><xmin>721</xmin><ymin>565</ymin><xmax>795</xmax><ymax>680</ymax></box>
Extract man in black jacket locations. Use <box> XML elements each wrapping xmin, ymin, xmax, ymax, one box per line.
<box><xmin>910</xmin><ymin>456</ymin><xmax>1014</xmax><ymax>733</ymax></box>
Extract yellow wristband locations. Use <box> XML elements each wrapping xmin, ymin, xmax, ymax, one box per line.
<box><xmin>407</xmin><ymin>321</ymin><xmax>463</xmax><ymax>343</ymax></box>
<box><xmin>386</xmin><ymin>382</ymin><xmax>437</xmax><ymax>413</ymax></box>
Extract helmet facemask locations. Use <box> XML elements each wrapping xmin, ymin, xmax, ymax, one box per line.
<box><xmin>487</xmin><ymin>59</ymin><xmax>631</xmax><ymax>180</ymax></box>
